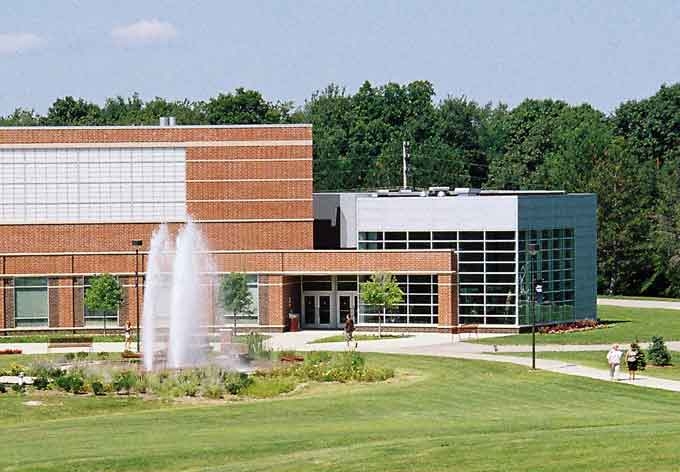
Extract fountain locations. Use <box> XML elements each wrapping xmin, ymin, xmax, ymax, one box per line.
<box><xmin>142</xmin><ymin>220</ymin><xmax>217</xmax><ymax>371</ymax></box>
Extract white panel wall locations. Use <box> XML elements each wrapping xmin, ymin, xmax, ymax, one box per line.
<box><xmin>356</xmin><ymin>195</ymin><xmax>519</xmax><ymax>232</ymax></box>
<box><xmin>0</xmin><ymin>147</ymin><xmax>187</xmax><ymax>223</ymax></box>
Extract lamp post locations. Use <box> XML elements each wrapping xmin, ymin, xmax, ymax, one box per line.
<box><xmin>131</xmin><ymin>239</ymin><xmax>143</xmax><ymax>352</ymax></box>
<box><xmin>528</xmin><ymin>242</ymin><xmax>538</xmax><ymax>369</ymax></box>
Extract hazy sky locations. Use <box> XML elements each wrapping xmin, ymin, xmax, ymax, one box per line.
<box><xmin>1</xmin><ymin>0</ymin><xmax>679</xmax><ymax>116</ymax></box>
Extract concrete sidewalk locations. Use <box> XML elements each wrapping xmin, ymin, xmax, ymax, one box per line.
<box><xmin>598</xmin><ymin>297</ymin><xmax>680</xmax><ymax>311</ymax></box>
<box><xmin>266</xmin><ymin>331</ymin><xmax>680</xmax><ymax>393</ymax></box>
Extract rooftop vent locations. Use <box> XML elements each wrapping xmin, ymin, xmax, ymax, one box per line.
<box><xmin>453</xmin><ymin>187</ymin><xmax>482</xmax><ymax>196</ymax></box>
<box><xmin>159</xmin><ymin>116</ymin><xmax>176</xmax><ymax>127</ymax></box>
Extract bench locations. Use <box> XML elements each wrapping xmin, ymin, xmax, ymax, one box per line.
<box><xmin>47</xmin><ymin>337</ymin><xmax>94</xmax><ymax>350</ymax></box>
<box><xmin>450</xmin><ymin>324</ymin><xmax>479</xmax><ymax>341</ymax></box>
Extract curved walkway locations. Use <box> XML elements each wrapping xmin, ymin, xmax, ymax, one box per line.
<box><xmin>267</xmin><ymin>331</ymin><xmax>680</xmax><ymax>393</ymax></box>
<box><xmin>598</xmin><ymin>297</ymin><xmax>680</xmax><ymax>310</ymax></box>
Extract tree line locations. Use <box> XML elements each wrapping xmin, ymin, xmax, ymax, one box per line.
<box><xmin>2</xmin><ymin>82</ymin><xmax>679</xmax><ymax>298</ymax></box>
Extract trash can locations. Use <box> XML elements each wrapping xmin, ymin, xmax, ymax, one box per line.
<box><xmin>288</xmin><ymin>313</ymin><xmax>300</xmax><ymax>332</ymax></box>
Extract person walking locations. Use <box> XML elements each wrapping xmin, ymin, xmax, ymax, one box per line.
<box><xmin>124</xmin><ymin>320</ymin><xmax>132</xmax><ymax>352</ymax></box>
<box><xmin>606</xmin><ymin>344</ymin><xmax>623</xmax><ymax>380</ymax></box>
<box><xmin>344</xmin><ymin>313</ymin><xmax>356</xmax><ymax>349</ymax></box>
<box><xmin>625</xmin><ymin>343</ymin><xmax>640</xmax><ymax>381</ymax></box>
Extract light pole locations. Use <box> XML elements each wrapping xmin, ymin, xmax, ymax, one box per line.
<box><xmin>528</xmin><ymin>242</ymin><xmax>538</xmax><ymax>369</ymax></box>
<box><xmin>131</xmin><ymin>239</ymin><xmax>143</xmax><ymax>352</ymax></box>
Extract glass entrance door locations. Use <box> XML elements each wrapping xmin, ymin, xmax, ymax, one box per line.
<box><xmin>303</xmin><ymin>294</ymin><xmax>332</xmax><ymax>328</ymax></box>
<box><xmin>337</xmin><ymin>292</ymin><xmax>358</xmax><ymax>327</ymax></box>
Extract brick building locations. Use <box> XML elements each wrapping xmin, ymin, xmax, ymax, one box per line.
<box><xmin>0</xmin><ymin>123</ymin><xmax>596</xmax><ymax>334</ymax></box>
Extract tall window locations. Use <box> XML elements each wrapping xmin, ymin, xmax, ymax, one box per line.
<box><xmin>358</xmin><ymin>274</ymin><xmax>438</xmax><ymax>325</ymax></box>
<box><xmin>83</xmin><ymin>277</ymin><xmax>120</xmax><ymax>327</ymax></box>
<box><xmin>14</xmin><ymin>277</ymin><xmax>48</xmax><ymax>327</ymax></box>
<box><xmin>220</xmin><ymin>274</ymin><xmax>259</xmax><ymax>325</ymax></box>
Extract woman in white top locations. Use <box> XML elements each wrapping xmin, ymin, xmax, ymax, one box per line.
<box><xmin>606</xmin><ymin>344</ymin><xmax>623</xmax><ymax>381</ymax></box>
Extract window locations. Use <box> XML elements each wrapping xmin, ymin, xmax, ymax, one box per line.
<box><xmin>221</xmin><ymin>274</ymin><xmax>259</xmax><ymax>325</ymax></box>
<box><xmin>358</xmin><ymin>275</ymin><xmax>438</xmax><ymax>325</ymax></box>
<box><xmin>15</xmin><ymin>277</ymin><xmax>48</xmax><ymax>327</ymax></box>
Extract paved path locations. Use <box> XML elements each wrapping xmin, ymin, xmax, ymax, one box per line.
<box><xmin>598</xmin><ymin>297</ymin><xmax>680</xmax><ymax>310</ymax></box>
<box><xmin>267</xmin><ymin>331</ymin><xmax>680</xmax><ymax>393</ymax></box>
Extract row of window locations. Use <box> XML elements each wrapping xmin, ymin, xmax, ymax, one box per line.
<box><xmin>8</xmin><ymin>275</ymin><xmax>260</xmax><ymax>328</ymax></box>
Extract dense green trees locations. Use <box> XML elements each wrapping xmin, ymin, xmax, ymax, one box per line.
<box><xmin>2</xmin><ymin>81</ymin><xmax>679</xmax><ymax>297</ymax></box>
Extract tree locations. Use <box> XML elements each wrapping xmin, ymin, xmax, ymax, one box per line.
<box><xmin>84</xmin><ymin>274</ymin><xmax>123</xmax><ymax>336</ymax></box>
<box><xmin>360</xmin><ymin>273</ymin><xmax>404</xmax><ymax>338</ymax></box>
<box><xmin>220</xmin><ymin>273</ymin><xmax>255</xmax><ymax>337</ymax></box>
<box><xmin>647</xmin><ymin>336</ymin><xmax>672</xmax><ymax>366</ymax></box>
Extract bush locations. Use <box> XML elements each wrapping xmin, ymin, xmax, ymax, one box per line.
<box><xmin>64</xmin><ymin>353</ymin><xmax>76</xmax><ymax>361</ymax></box>
<box><xmin>8</xmin><ymin>362</ymin><xmax>26</xmax><ymax>376</ymax></box>
<box><xmin>55</xmin><ymin>372</ymin><xmax>85</xmax><ymax>393</ymax></box>
<box><xmin>112</xmin><ymin>370</ymin><xmax>137</xmax><ymax>394</ymax></box>
<box><xmin>224</xmin><ymin>372</ymin><xmax>253</xmax><ymax>395</ymax></box>
<box><xmin>11</xmin><ymin>383</ymin><xmax>25</xmax><ymax>394</ymax></box>
<box><xmin>648</xmin><ymin>336</ymin><xmax>672</xmax><ymax>366</ymax></box>
<box><xmin>0</xmin><ymin>384</ymin><xmax>6</xmax><ymax>394</ymax></box>
<box><xmin>91</xmin><ymin>380</ymin><xmax>105</xmax><ymax>396</ymax></box>
<box><xmin>33</xmin><ymin>376</ymin><xmax>50</xmax><ymax>390</ymax></box>
<box><xmin>201</xmin><ymin>382</ymin><xmax>225</xmax><ymax>399</ymax></box>
<box><xmin>76</xmin><ymin>351</ymin><xmax>90</xmax><ymax>360</ymax></box>
<box><xmin>245</xmin><ymin>333</ymin><xmax>271</xmax><ymax>360</ymax></box>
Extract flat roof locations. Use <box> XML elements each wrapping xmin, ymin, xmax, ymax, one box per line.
<box><xmin>0</xmin><ymin>124</ymin><xmax>312</xmax><ymax>130</ymax></box>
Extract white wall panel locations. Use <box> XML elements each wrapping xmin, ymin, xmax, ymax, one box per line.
<box><xmin>0</xmin><ymin>147</ymin><xmax>187</xmax><ymax>223</ymax></box>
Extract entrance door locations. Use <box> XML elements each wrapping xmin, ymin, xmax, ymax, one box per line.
<box><xmin>337</xmin><ymin>292</ymin><xmax>358</xmax><ymax>327</ymax></box>
<box><xmin>303</xmin><ymin>293</ymin><xmax>332</xmax><ymax>328</ymax></box>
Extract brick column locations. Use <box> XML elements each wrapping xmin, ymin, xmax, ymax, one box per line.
<box><xmin>3</xmin><ymin>280</ymin><xmax>14</xmax><ymax>328</ymax></box>
<box><xmin>74</xmin><ymin>277</ymin><xmax>85</xmax><ymax>327</ymax></box>
<box><xmin>120</xmin><ymin>276</ymin><xmax>136</xmax><ymax>327</ymax></box>
<box><xmin>48</xmin><ymin>278</ymin><xmax>60</xmax><ymax>328</ymax></box>
<box><xmin>258</xmin><ymin>275</ymin><xmax>286</xmax><ymax>330</ymax></box>
<box><xmin>437</xmin><ymin>273</ymin><xmax>458</xmax><ymax>328</ymax></box>
<box><xmin>55</xmin><ymin>278</ymin><xmax>75</xmax><ymax>328</ymax></box>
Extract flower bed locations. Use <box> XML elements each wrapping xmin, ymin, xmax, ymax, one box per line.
<box><xmin>537</xmin><ymin>319</ymin><xmax>604</xmax><ymax>335</ymax></box>
<box><xmin>0</xmin><ymin>351</ymin><xmax>394</xmax><ymax>400</ymax></box>
<box><xmin>0</xmin><ymin>349</ymin><xmax>22</xmax><ymax>355</ymax></box>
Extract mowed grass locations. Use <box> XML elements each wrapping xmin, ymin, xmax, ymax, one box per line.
<box><xmin>477</xmin><ymin>305</ymin><xmax>680</xmax><ymax>345</ymax></box>
<box><xmin>310</xmin><ymin>334</ymin><xmax>411</xmax><ymax>344</ymax></box>
<box><xmin>3</xmin><ymin>354</ymin><xmax>680</xmax><ymax>471</ymax></box>
<box><xmin>499</xmin><ymin>350</ymin><xmax>680</xmax><ymax>381</ymax></box>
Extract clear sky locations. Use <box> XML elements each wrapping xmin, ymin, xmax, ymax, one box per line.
<box><xmin>1</xmin><ymin>0</ymin><xmax>679</xmax><ymax>116</ymax></box>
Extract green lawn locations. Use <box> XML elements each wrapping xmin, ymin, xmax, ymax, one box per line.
<box><xmin>310</xmin><ymin>334</ymin><xmax>411</xmax><ymax>344</ymax></box>
<box><xmin>496</xmin><ymin>350</ymin><xmax>680</xmax><ymax>381</ymax></box>
<box><xmin>0</xmin><ymin>334</ymin><xmax>127</xmax><ymax>343</ymax></box>
<box><xmin>3</xmin><ymin>353</ymin><xmax>680</xmax><ymax>471</ymax></box>
<box><xmin>477</xmin><ymin>305</ymin><xmax>680</xmax><ymax>345</ymax></box>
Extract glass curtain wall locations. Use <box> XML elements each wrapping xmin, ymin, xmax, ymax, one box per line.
<box><xmin>358</xmin><ymin>231</ymin><xmax>516</xmax><ymax>325</ymax></box>
<box><xmin>358</xmin><ymin>274</ymin><xmax>438</xmax><ymax>325</ymax></box>
<box><xmin>518</xmin><ymin>229</ymin><xmax>575</xmax><ymax>324</ymax></box>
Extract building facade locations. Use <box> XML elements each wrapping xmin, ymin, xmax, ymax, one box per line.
<box><xmin>0</xmin><ymin>124</ymin><xmax>595</xmax><ymax>334</ymax></box>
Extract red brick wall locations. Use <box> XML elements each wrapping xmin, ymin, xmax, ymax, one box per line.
<box><xmin>0</xmin><ymin>125</ymin><xmax>312</xmax><ymax>144</ymax></box>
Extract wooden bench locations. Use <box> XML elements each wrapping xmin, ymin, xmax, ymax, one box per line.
<box><xmin>47</xmin><ymin>337</ymin><xmax>94</xmax><ymax>350</ymax></box>
<box><xmin>450</xmin><ymin>324</ymin><xmax>479</xmax><ymax>341</ymax></box>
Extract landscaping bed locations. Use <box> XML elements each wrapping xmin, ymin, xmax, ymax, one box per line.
<box><xmin>0</xmin><ymin>351</ymin><xmax>394</xmax><ymax>401</ymax></box>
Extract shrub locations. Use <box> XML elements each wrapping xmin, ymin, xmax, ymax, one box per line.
<box><xmin>112</xmin><ymin>370</ymin><xmax>137</xmax><ymax>394</ymax></box>
<box><xmin>64</xmin><ymin>353</ymin><xmax>76</xmax><ymax>361</ymax></box>
<box><xmin>0</xmin><ymin>384</ymin><xmax>6</xmax><ymax>394</ymax></box>
<box><xmin>55</xmin><ymin>372</ymin><xmax>85</xmax><ymax>393</ymax></box>
<box><xmin>75</xmin><ymin>351</ymin><xmax>89</xmax><ymax>360</ymax></box>
<box><xmin>33</xmin><ymin>376</ymin><xmax>50</xmax><ymax>390</ymax></box>
<box><xmin>201</xmin><ymin>382</ymin><xmax>225</xmax><ymax>399</ymax></box>
<box><xmin>224</xmin><ymin>372</ymin><xmax>253</xmax><ymax>395</ymax></box>
<box><xmin>11</xmin><ymin>383</ymin><xmax>25</xmax><ymax>394</ymax></box>
<box><xmin>91</xmin><ymin>380</ymin><xmax>105</xmax><ymax>396</ymax></box>
<box><xmin>648</xmin><ymin>336</ymin><xmax>672</xmax><ymax>366</ymax></box>
<box><xmin>303</xmin><ymin>351</ymin><xmax>331</xmax><ymax>366</ymax></box>
<box><xmin>245</xmin><ymin>333</ymin><xmax>271</xmax><ymax>360</ymax></box>
<box><xmin>8</xmin><ymin>362</ymin><xmax>26</xmax><ymax>376</ymax></box>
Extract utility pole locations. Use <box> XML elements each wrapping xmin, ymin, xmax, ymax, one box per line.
<box><xmin>402</xmin><ymin>141</ymin><xmax>410</xmax><ymax>189</ymax></box>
